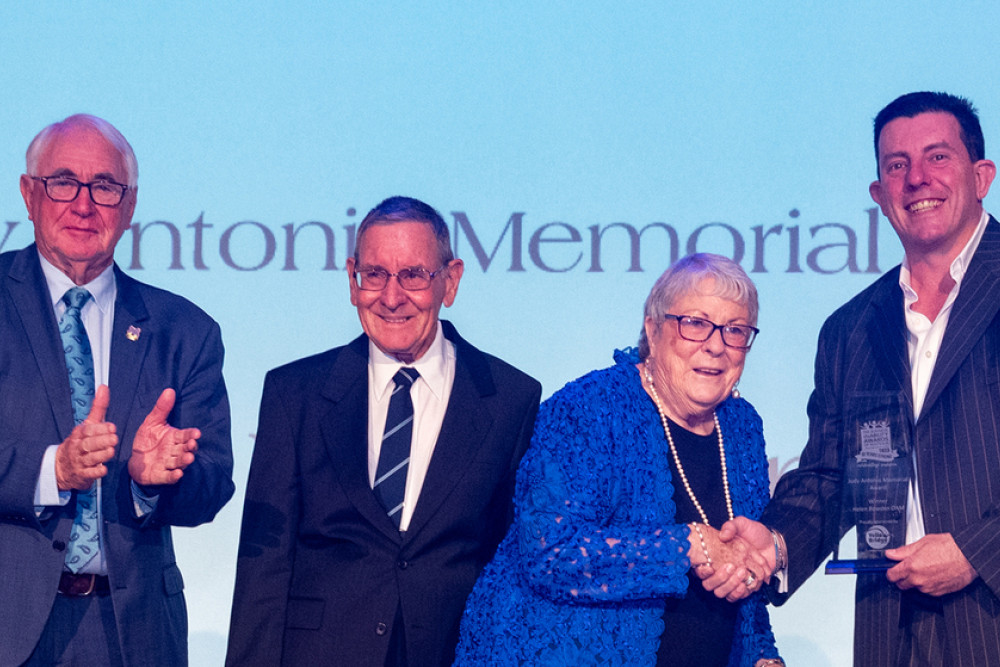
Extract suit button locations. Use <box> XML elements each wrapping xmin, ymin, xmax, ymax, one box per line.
<box><xmin>53</xmin><ymin>540</ymin><xmax>66</xmax><ymax>551</ymax></box>
<box><xmin>375</xmin><ymin>622</ymin><xmax>388</xmax><ymax>636</ymax></box>
<box><xmin>397</xmin><ymin>560</ymin><xmax>408</xmax><ymax>570</ymax></box>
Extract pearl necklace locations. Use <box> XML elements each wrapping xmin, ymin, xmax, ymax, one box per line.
<box><xmin>643</xmin><ymin>362</ymin><xmax>733</xmax><ymax>526</ymax></box>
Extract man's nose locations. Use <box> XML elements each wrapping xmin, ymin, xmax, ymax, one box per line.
<box><xmin>905</xmin><ymin>161</ymin><xmax>928</xmax><ymax>189</ymax></box>
<box><xmin>69</xmin><ymin>185</ymin><xmax>97</xmax><ymax>215</ymax></box>
<box><xmin>379</xmin><ymin>275</ymin><xmax>408</xmax><ymax>307</ymax></box>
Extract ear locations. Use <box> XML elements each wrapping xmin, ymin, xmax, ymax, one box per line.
<box><xmin>869</xmin><ymin>180</ymin><xmax>884</xmax><ymax>209</ymax></box>
<box><xmin>974</xmin><ymin>159</ymin><xmax>997</xmax><ymax>200</ymax></box>
<box><xmin>20</xmin><ymin>174</ymin><xmax>37</xmax><ymax>221</ymax></box>
<box><xmin>441</xmin><ymin>259</ymin><xmax>464</xmax><ymax>308</ymax></box>
<box><xmin>643</xmin><ymin>316</ymin><xmax>658</xmax><ymax>357</ymax></box>
<box><xmin>120</xmin><ymin>187</ymin><xmax>137</xmax><ymax>225</ymax></box>
<box><xmin>346</xmin><ymin>257</ymin><xmax>359</xmax><ymax>306</ymax></box>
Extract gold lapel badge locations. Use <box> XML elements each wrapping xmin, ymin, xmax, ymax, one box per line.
<box><xmin>126</xmin><ymin>325</ymin><xmax>141</xmax><ymax>342</ymax></box>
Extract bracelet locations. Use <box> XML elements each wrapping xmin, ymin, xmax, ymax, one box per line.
<box><xmin>692</xmin><ymin>523</ymin><xmax>712</xmax><ymax>567</ymax></box>
<box><xmin>769</xmin><ymin>528</ymin><xmax>787</xmax><ymax>577</ymax></box>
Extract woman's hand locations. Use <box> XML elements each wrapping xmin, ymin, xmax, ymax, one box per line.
<box><xmin>688</xmin><ymin>523</ymin><xmax>769</xmax><ymax>602</ymax></box>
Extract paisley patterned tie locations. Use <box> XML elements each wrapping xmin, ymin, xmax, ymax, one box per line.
<box><xmin>59</xmin><ymin>287</ymin><xmax>100</xmax><ymax>573</ymax></box>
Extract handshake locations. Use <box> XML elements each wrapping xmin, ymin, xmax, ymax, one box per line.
<box><xmin>688</xmin><ymin>517</ymin><xmax>784</xmax><ymax>603</ymax></box>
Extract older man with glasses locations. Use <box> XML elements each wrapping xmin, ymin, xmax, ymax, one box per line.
<box><xmin>0</xmin><ymin>114</ymin><xmax>234</xmax><ymax>666</ymax></box>
<box><xmin>227</xmin><ymin>195</ymin><xmax>541</xmax><ymax>667</ymax></box>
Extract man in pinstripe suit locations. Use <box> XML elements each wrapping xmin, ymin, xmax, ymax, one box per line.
<box><xmin>708</xmin><ymin>92</ymin><xmax>1000</xmax><ymax>665</ymax></box>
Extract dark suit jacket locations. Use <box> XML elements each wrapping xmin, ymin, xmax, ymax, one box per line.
<box><xmin>0</xmin><ymin>245</ymin><xmax>235</xmax><ymax>667</ymax></box>
<box><xmin>226</xmin><ymin>321</ymin><xmax>541</xmax><ymax>667</ymax></box>
<box><xmin>762</xmin><ymin>217</ymin><xmax>1000</xmax><ymax>666</ymax></box>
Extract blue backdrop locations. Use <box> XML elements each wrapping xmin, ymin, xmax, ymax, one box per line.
<box><xmin>3</xmin><ymin>3</ymin><xmax>998</xmax><ymax>664</ymax></box>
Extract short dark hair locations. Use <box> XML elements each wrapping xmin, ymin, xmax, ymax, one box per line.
<box><xmin>354</xmin><ymin>196</ymin><xmax>454</xmax><ymax>265</ymax></box>
<box><xmin>873</xmin><ymin>92</ymin><xmax>985</xmax><ymax>176</ymax></box>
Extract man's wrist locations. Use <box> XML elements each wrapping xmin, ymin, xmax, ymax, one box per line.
<box><xmin>769</xmin><ymin>528</ymin><xmax>787</xmax><ymax>577</ymax></box>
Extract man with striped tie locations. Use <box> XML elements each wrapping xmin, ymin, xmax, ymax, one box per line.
<box><xmin>228</xmin><ymin>196</ymin><xmax>541</xmax><ymax>666</ymax></box>
<box><xmin>0</xmin><ymin>114</ymin><xmax>234</xmax><ymax>666</ymax></box>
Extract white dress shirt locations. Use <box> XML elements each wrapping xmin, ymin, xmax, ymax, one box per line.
<box><xmin>35</xmin><ymin>253</ymin><xmax>117</xmax><ymax>574</ymax></box>
<box><xmin>366</xmin><ymin>322</ymin><xmax>456</xmax><ymax>532</ymax></box>
<box><xmin>899</xmin><ymin>209</ymin><xmax>991</xmax><ymax>543</ymax></box>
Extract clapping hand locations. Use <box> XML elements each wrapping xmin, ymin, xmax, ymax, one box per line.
<box><xmin>55</xmin><ymin>385</ymin><xmax>117</xmax><ymax>491</ymax></box>
<box><xmin>128</xmin><ymin>388</ymin><xmax>200</xmax><ymax>487</ymax></box>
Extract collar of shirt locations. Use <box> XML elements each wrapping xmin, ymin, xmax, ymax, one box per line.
<box><xmin>898</xmin><ymin>209</ymin><xmax>990</xmax><ymax>308</ymax></box>
<box><xmin>38</xmin><ymin>252</ymin><xmax>117</xmax><ymax>392</ymax></box>
<box><xmin>368</xmin><ymin>321</ymin><xmax>451</xmax><ymax>401</ymax></box>
<box><xmin>36</xmin><ymin>254</ymin><xmax>117</xmax><ymax>575</ymax></box>
<box><xmin>38</xmin><ymin>252</ymin><xmax>116</xmax><ymax>318</ymax></box>
<box><xmin>896</xmin><ymin>211</ymin><xmax>989</xmax><ymax>544</ymax></box>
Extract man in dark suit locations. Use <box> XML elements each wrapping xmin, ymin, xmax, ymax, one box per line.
<box><xmin>707</xmin><ymin>92</ymin><xmax>1000</xmax><ymax>665</ymax></box>
<box><xmin>226</xmin><ymin>196</ymin><xmax>541</xmax><ymax>666</ymax></box>
<box><xmin>0</xmin><ymin>114</ymin><xmax>234</xmax><ymax>666</ymax></box>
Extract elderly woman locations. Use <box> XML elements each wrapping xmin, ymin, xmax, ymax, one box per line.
<box><xmin>454</xmin><ymin>254</ymin><xmax>782</xmax><ymax>666</ymax></box>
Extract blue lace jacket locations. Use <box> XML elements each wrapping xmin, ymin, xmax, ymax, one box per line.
<box><xmin>454</xmin><ymin>349</ymin><xmax>780</xmax><ymax>666</ymax></box>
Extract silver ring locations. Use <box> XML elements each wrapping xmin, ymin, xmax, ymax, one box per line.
<box><xmin>744</xmin><ymin>571</ymin><xmax>757</xmax><ymax>588</ymax></box>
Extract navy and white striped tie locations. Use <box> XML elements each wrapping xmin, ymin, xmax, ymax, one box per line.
<box><xmin>374</xmin><ymin>368</ymin><xmax>419</xmax><ymax>527</ymax></box>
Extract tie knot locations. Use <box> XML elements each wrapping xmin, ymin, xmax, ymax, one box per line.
<box><xmin>62</xmin><ymin>287</ymin><xmax>93</xmax><ymax>312</ymax></box>
<box><xmin>393</xmin><ymin>367</ymin><xmax>419</xmax><ymax>389</ymax></box>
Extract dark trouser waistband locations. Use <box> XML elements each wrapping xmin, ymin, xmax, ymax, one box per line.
<box><xmin>58</xmin><ymin>572</ymin><xmax>110</xmax><ymax>597</ymax></box>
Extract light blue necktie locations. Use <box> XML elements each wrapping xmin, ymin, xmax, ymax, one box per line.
<box><xmin>59</xmin><ymin>287</ymin><xmax>100</xmax><ymax>573</ymax></box>
<box><xmin>374</xmin><ymin>368</ymin><xmax>419</xmax><ymax>527</ymax></box>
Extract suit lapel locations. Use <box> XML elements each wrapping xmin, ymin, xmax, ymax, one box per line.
<box><xmin>405</xmin><ymin>360</ymin><xmax>492</xmax><ymax>538</ymax></box>
<box><xmin>6</xmin><ymin>247</ymin><xmax>75</xmax><ymax>437</ymax></box>
<box><xmin>106</xmin><ymin>267</ymin><xmax>151</xmax><ymax>441</ymax></box>
<box><xmin>318</xmin><ymin>335</ymin><xmax>403</xmax><ymax>541</ymax></box>
<box><xmin>864</xmin><ymin>268</ymin><xmax>914</xmax><ymax>417</ymax></box>
<box><xmin>922</xmin><ymin>218</ymin><xmax>1000</xmax><ymax>417</ymax></box>
<box><xmin>405</xmin><ymin>322</ymin><xmax>496</xmax><ymax>540</ymax></box>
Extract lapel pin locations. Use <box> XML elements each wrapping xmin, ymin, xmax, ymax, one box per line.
<box><xmin>126</xmin><ymin>325</ymin><xmax>141</xmax><ymax>342</ymax></box>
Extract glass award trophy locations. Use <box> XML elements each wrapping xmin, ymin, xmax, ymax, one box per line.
<box><xmin>826</xmin><ymin>392</ymin><xmax>912</xmax><ymax>574</ymax></box>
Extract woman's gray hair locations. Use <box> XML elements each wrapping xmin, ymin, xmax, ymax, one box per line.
<box><xmin>26</xmin><ymin>114</ymin><xmax>138</xmax><ymax>188</ymax></box>
<box><xmin>638</xmin><ymin>253</ymin><xmax>758</xmax><ymax>360</ymax></box>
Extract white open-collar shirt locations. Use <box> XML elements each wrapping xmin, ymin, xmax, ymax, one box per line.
<box><xmin>899</xmin><ymin>209</ymin><xmax>991</xmax><ymax>543</ymax></box>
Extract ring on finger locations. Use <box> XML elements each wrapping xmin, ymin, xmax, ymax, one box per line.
<box><xmin>744</xmin><ymin>571</ymin><xmax>757</xmax><ymax>588</ymax></box>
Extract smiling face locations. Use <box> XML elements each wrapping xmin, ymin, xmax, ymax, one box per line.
<box><xmin>869</xmin><ymin>111</ymin><xmax>995</xmax><ymax>261</ymax></box>
<box><xmin>347</xmin><ymin>221</ymin><xmax>463</xmax><ymax>363</ymax></box>
<box><xmin>644</xmin><ymin>279</ymin><xmax>749</xmax><ymax>431</ymax></box>
<box><xmin>20</xmin><ymin>123</ymin><xmax>136</xmax><ymax>285</ymax></box>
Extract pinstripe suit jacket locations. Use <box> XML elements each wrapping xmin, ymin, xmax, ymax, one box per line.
<box><xmin>762</xmin><ymin>216</ymin><xmax>1000</xmax><ymax>666</ymax></box>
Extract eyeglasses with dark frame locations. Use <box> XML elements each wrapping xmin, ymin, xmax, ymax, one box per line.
<box><xmin>663</xmin><ymin>314</ymin><xmax>759</xmax><ymax>349</ymax></box>
<box><xmin>30</xmin><ymin>175</ymin><xmax>129</xmax><ymax>207</ymax></box>
<box><xmin>353</xmin><ymin>265</ymin><xmax>449</xmax><ymax>291</ymax></box>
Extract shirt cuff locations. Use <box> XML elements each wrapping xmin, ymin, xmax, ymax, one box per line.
<box><xmin>131</xmin><ymin>480</ymin><xmax>160</xmax><ymax>517</ymax></box>
<box><xmin>35</xmin><ymin>444</ymin><xmax>71</xmax><ymax>508</ymax></box>
<box><xmin>773</xmin><ymin>567</ymin><xmax>789</xmax><ymax>594</ymax></box>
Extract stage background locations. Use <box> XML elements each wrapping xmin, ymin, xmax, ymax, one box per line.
<box><xmin>3</xmin><ymin>3</ymin><xmax>998</xmax><ymax>664</ymax></box>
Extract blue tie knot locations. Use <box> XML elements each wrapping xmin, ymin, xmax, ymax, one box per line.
<box><xmin>62</xmin><ymin>286</ymin><xmax>93</xmax><ymax>312</ymax></box>
<box><xmin>393</xmin><ymin>367</ymin><xmax>420</xmax><ymax>389</ymax></box>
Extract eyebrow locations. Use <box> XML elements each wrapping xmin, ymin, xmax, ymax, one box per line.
<box><xmin>45</xmin><ymin>167</ymin><xmax>123</xmax><ymax>183</ymax></box>
<box><xmin>881</xmin><ymin>141</ymin><xmax>959</xmax><ymax>163</ymax></box>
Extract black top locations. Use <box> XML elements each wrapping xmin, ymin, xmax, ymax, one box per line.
<box><xmin>656</xmin><ymin>417</ymin><xmax>738</xmax><ymax>667</ymax></box>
